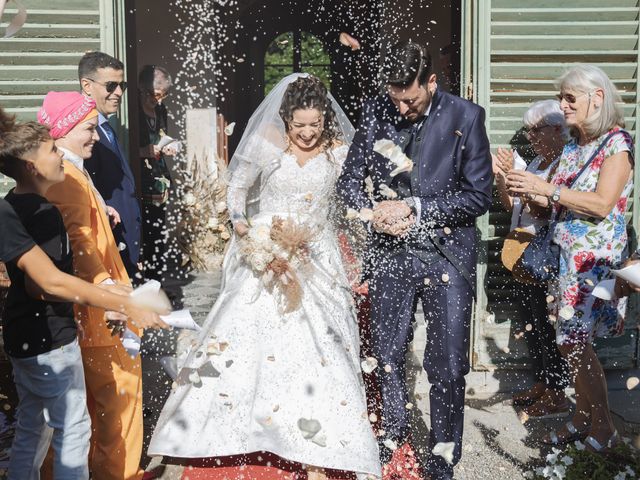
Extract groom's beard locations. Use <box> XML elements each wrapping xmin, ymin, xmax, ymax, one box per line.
<box><xmin>404</xmin><ymin>93</ymin><xmax>433</xmax><ymax>123</ymax></box>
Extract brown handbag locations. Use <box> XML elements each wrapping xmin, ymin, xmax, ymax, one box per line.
<box><xmin>501</xmin><ymin>227</ymin><xmax>538</xmax><ymax>284</ymax></box>
<box><xmin>500</xmin><ymin>158</ymin><xmax>560</xmax><ymax>285</ymax></box>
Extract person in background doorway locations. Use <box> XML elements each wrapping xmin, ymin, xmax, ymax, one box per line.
<box><xmin>138</xmin><ymin>65</ymin><xmax>175</xmax><ymax>282</ymax></box>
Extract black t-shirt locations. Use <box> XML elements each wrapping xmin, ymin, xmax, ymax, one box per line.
<box><xmin>0</xmin><ymin>198</ymin><xmax>35</xmax><ymax>263</ymax></box>
<box><xmin>3</xmin><ymin>191</ymin><xmax>77</xmax><ymax>358</ymax></box>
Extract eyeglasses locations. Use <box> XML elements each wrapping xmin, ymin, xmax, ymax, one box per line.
<box><xmin>555</xmin><ymin>91</ymin><xmax>591</xmax><ymax>104</ymax></box>
<box><xmin>144</xmin><ymin>90</ymin><xmax>169</xmax><ymax>101</ymax></box>
<box><xmin>525</xmin><ymin>124</ymin><xmax>552</xmax><ymax>140</ymax></box>
<box><xmin>86</xmin><ymin>78</ymin><xmax>127</xmax><ymax>94</ymax></box>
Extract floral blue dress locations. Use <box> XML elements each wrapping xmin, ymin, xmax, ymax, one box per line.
<box><xmin>550</xmin><ymin>128</ymin><xmax>634</xmax><ymax>345</ymax></box>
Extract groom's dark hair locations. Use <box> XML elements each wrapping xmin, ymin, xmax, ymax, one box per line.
<box><xmin>383</xmin><ymin>41</ymin><xmax>433</xmax><ymax>88</ymax></box>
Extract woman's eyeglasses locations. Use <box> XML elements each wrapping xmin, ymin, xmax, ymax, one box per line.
<box><xmin>145</xmin><ymin>90</ymin><xmax>169</xmax><ymax>101</ymax></box>
<box><xmin>525</xmin><ymin>124</ymin><xmax>553</xmax><ymax>140</ymax></box>
<box><xmin>86</xmin><ymin>78</ymin><xmax>128</xmax><ymax>94</ymax></box>
<box><xmin>555</xmin><ymin>91</ymin><xmax>591</xmax><ymax>104</ymax></box>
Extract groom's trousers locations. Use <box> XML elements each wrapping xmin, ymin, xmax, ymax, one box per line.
<box><xmin>369</xmin><ymin>252</ymin><xmax>472</xmax><ymax>479</ymax></box>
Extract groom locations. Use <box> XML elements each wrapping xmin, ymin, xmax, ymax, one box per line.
<box><xmin>337</xmin><ymin>41</ymin><xmax>492</xmax><ymax>479</ymax></box>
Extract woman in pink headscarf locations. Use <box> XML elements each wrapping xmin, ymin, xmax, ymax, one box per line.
<box><xmin>39</xmin><ymin>91</ymin><xmax>164</xmax><ymax>479</ymax></box>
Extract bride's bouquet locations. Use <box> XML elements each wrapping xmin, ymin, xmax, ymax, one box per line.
<box><xmin>238</xmin><ymin>217</ymin><xmax>317</xmax><ymax>313</ymax></box>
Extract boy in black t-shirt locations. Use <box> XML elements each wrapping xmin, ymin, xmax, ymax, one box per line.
<box><xmin>0</xmin><ymin>199</ymin><xmax>36</xmax><ymax>263</ymax></box>
<box><xmin>0</xmin><ymin>196</ymin><xmax>170</xmax><ymax>324</ymax></box>
<box><xmin>0</xmin><ymin>120</ymin><xmax>90</xmax><ymax>479</ymax></box>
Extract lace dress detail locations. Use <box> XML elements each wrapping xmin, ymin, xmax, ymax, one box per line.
<box><xmin>227</xmin><ymin>138</ymin><xmax>347</xmax><ymax>224</ymax></box>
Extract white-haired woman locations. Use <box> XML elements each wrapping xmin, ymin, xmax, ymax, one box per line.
<box><xmin>507</xmin><ymin>65</ymin><xmax>634</xmax><ymax>452</ymax></box>
<box><xmin>493</xmin><ymin>100</ymin><xmax>570</xmax><ymax>419</ymax></box>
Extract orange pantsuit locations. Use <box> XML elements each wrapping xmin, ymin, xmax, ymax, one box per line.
<box><xmin>46</xmin><ymin>158</ymin><xmax>144</xmax><ymax>480</ymax></box>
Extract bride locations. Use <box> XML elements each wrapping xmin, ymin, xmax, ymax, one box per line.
<box><xmin>148</xmin><ymin>74</ymin><xmax>381</xmax><ymax>479</ymax></box>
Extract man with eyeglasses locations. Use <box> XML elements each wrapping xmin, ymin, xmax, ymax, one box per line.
<box><xmin>80</xmin><ymin>51</ymin><xmax>142</xmax><ymax>281</ymax></box>
<box><xmin>77</xmin><ymin>51</ymin><xmax>145</xmax><ymax>480</ymax></box>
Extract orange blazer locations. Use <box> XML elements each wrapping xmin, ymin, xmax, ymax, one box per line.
<box><xmin>46</xmin><ymin>159</ymin><xmax>141</xmax><ymax>347</ymax></box>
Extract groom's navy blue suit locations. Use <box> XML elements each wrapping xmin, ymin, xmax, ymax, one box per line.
<box><xmin>337</xmin><ymin>89</ymin><xmax>492</xmax><ymax>479</ymax></box>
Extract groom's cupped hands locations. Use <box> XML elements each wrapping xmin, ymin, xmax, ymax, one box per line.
<box><xmin>373</xmin><ymin>200</ymin><xmax>415</xmax><ymax>237</ymax></box>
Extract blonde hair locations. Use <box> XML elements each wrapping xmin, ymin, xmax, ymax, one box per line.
<box><xmin>556</xmin><ymin>64</ymin><xmax>625</xmax><ymax>139</ymax></box>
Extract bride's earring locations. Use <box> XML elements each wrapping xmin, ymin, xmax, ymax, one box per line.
<box><xmin>285</xmin><ymin>134</ymin><xmax>292</xmax><ymax>153</ymax></box>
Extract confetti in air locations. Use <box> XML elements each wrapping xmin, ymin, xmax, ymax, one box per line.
<box><xmin>224</xmin><ymin>122</ymin><xmax>236</xmax><ymax>136</ymax></box>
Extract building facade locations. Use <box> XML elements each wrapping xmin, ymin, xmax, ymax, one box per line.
<box><xmin>1</xmin><ymin>0</ymin><xmax>638</xmax><ymax>368</ymax></box>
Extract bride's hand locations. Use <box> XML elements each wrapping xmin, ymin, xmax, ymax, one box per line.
<box><xmin>234</xmin><ymin>222</ymin><xmax>249</xmax><ymax>237</ymax></box>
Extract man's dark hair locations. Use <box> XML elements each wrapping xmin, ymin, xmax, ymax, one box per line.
<box><xmin>383</xmin><ymin>41</ymin><xmax>433</xmax><ymax>87</ymax></box>
<box><xmin>78</xmin><ymin>51</ymin><xmax>124</xmax><ymax>80</ymax></box>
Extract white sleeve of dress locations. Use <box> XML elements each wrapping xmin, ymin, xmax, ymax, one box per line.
<box><xmin>227</xmin><ymin>156</ymin><xmax>259</xmax><ymax>226</ymax></box>
<box><xmin>227</xmin><ymin>135</ymin><xmax>282</xmax><ymax>225</ymax></box>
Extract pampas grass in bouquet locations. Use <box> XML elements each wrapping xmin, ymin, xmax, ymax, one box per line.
<box><xmin>176</xmin><ymin>152</ymin><xmax>231</xmax><ymax>272</ymax></box>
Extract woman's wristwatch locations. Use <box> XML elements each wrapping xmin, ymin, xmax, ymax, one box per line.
<box><xmin>549</xmin><ymin>187</ymin><xmax>562</xmax><ymax>204</ymax></box>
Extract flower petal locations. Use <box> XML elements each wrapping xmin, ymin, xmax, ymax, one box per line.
<box><xmin>361</xmin><ymin>356</ymin><xmax>378</xmax><ymax>374</ymax></box>
<box><xmin>379</xmin><ymin>183</ymin><xmax>398</xmax><ymax>199</ymax></box>
<box><xmin>224</xmin><ymin>122</ymin><xmax>236</xmax><ymax>136</ymax></box>
<box><xmin>297</xmin><ymin>417</ymin><xmax>322</xmax><ymax>439</ymax></box>
<box><xmin>389</xmin><ymin>159</ymin><xmax>414</xmax><ymax>177</ymax></box>
<box><xmin>432</xmin><ymin>441</ymin><xmax>455</xmax><ymax>465</ymax></box>
<box><xmin>359</xmin><ymin>208</ymin><xmax>374</xmax><ymax>222</ymax></box>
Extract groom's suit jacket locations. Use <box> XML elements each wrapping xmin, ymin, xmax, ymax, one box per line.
<box><xmin>337</xmin><ymin>89</ymin><xmax>493</xmax><ymax>283</ymax></box>
<box><xmin>85</xmin><ymin>119</ymin><xmax>142</xmax><ymax>278</ymax></box>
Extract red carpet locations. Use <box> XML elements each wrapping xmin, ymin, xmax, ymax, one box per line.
<box><xmin>174</xmin><ymin>452</ymin><xmax>355</xmax><ymax>479</ymax></box>
<box><xmin>172</xmin><ymin>442</ymin><xmax>423</xmax><ymax>480</ymax></box>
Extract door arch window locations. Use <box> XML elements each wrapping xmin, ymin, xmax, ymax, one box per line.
<box><xmin>264</xmin><ymin>31</ymin><xmax>331</xmax><ymax>94</ymax></box>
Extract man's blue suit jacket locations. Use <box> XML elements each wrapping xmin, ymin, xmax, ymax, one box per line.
<box><xmin>84</xmin><ymin>124</ymin><xmax>142</xmax><ymax>278</ymax></box>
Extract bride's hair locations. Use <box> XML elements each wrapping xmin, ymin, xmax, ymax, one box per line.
<box><xmin>279</xmin><ymin>76</ymin><xmax>342</xmax><ymax>155</ymax></box>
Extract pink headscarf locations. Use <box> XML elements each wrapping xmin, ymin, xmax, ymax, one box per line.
<box><xmin>37</xmin><ymin>92</ymin><xmax>98</xmax><ymax>139</ymax></box>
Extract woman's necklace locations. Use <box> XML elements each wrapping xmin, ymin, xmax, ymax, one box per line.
<box><xmin>146</xmin><ymin>114</ymin><xmax>157</xmax><ymax>131</ymax></box>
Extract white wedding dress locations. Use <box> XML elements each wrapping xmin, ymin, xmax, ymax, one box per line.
<box><xmin>148</xmin><ymin>140</ymin><xmax>381</xmax><ymax>479</ymax></box>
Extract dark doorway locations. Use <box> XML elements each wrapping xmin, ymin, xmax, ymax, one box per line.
<box><xmin>131</xmin><ymin>0</ymin><xmax>461</xmax><ymax>157</ymax></box>
<box><xmin>216</xmin><ymin>0</ymin><xmax>382</xmax><ymax>155</ymax></box>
